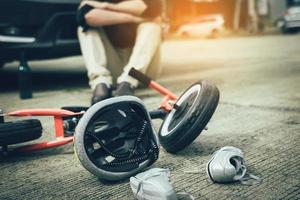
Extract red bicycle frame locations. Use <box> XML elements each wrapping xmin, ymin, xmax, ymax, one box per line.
<box><xmin>6</xmin><ymin>109</ymin><xmax>81</xmax><ymax>152</ymax></box>
<box><xmin>2</xmin><ymin>68</ymin><xmax>177</xmax><ymax>153</ymax></box>
<box><xmin>129</xmin><ymin>68</ymin><xmax>178</xmax><ymax>111</ymax></box>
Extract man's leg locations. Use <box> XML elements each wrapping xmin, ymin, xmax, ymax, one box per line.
<box><xmin>145</xmin><ymin>46</ymin><xmax>161</xmax><ymax>81</ymax></box>
<box><xmin>117</xmin><ymin>22</ymin><xmax>162</xmax><ymax>88</ymax></box>
<box><xmin>78</xmin><ymin>27</ymin><xmax>123</xmax><ymax>104</ymax></box>
<box><xmin>104</xmin><ymin>40</ymin><xmax>130</xmax><ymax>87</ymax></box>
<box><xmin>78</xmin><ymin>27</ymin><xmax>112</xmax><ymax>90</ymax></box>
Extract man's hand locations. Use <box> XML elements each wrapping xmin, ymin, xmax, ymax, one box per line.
<box><xmin>84</xmin><ymin>8</ymin><xmax>144</xmax><ymax>27</ymax></box>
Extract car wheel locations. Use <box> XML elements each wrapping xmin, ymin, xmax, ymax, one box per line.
<box><xmin>158</xmin><ymin>80</ymin><xmax>220</xmax><ymax>153</ymax></box>
<box><xmin>276</xmin><ymin>20</ymin><xmax>285</xmax><ymax>29</ymax></box>
<box><xmin>181</xmin><ymin>32</ymin><xmax>189</xmax><ymax>38</ymax></box>
<box><xmin>281</xmin><ymin>25</ymin><xmax>289</xmax><ymax>34</ymax></box>
<box><xmin>0</xmin><ymin>60</ymin><xmax>6</xmax><ymax>69</ymax></box>
<box><xmin>210</xmin><ymin>29</ymin><xmax>219</xmax><ymax>39</ymax></box>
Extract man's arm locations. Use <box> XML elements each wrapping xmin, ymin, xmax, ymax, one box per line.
<box><xmin>82</xmin><ymin>0</ymin><xmax>147</xmax><ymax>16</ymax></box>
<box><xmin>84</xmin><ymin>8</ymin><xmax>144</xmax><ymax>27</ymax></box>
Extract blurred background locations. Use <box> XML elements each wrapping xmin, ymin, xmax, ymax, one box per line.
<box><xmin>0</xmin><ymin>0</ymin><xmax>299</xmax><ymax>74</ymax></box>
<box><xmin>1</xmin><ymin>0</ymin><xmax>299</xmax><ymax>95</ymax></box>
<box><xmin>165</xmin><ymin>0</ymin><xmax>300</xmax><ymax>34</ymax></box>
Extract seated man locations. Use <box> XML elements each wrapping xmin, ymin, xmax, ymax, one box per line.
<box><xmin>77</xmin><ymin>0</ymin><xmax>162</xmax><ymax>104</ymax></box>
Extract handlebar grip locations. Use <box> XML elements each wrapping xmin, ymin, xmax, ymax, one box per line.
<box><xmin>149</xmin><ymin>109</ymin><xmax>168</xmax><ymax>119</ymax></box>
<box><xmin>129</xmin><ymin>68</ymin><xmax>151</xmax><ymax>86</ymax></box>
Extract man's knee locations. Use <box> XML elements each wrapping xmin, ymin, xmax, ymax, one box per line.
<box><xmin>76</xmin><ymin>4</ymin><xmax>95</xmax><ymax>32</ymax></box>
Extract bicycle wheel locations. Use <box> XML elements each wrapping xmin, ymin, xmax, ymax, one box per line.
<box><xmin>158</xmin><ymin>80</ymin><xmax>220</xmax><ymax>153</ymax></box>
<box><xmin>0</xmin><ymin>119</ymin><xmax>42</xmax><ymax>146</ymax></box>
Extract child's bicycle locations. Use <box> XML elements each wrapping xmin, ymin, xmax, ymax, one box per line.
<box><xmin>0</xmin><ymin>68</ymin><xmax>219</xmax><ymax>181</ymax></box>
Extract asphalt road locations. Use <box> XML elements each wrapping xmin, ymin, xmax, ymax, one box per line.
<box><xmin>0</xmin><ymin>34</ymin><xmax>299</xmax><ymax>200</ymax></box>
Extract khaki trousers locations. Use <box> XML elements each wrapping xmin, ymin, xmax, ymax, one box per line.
<box><xmin>78</xmin><ymin>22</ymin><xmax>162</xmax><ymax>89</ymax></box>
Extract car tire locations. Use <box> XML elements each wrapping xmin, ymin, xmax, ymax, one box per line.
<box><xmin>181</xmin><ymin>32</ymin><xmax>189</xmax><ymax>37</ymax></box>
<box><xmin>0</xmin><ymin>60</ymin><xmax>5</xmax><ymax>69</ymax></box>
<box><xmin>210</xmin><ymin>29</ymin><xmax>219</xmax><ymax>39</ymax></box>
<box><xmin>0</xmin><ymin>119</ymin><xmax>42</xmax><ymax>146</ymax></box>
<box><xmin>281</xmin><ymin>25</ymin><xmax>289</xmax><ymax>34</ymax></box>
<box><xmin>158</xmin><ymin>80</ymin><xmax>220</xmax><ymax>153</ymax></box>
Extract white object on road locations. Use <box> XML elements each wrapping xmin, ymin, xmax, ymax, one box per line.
<box><xmin>130</xmin><ymin>168</ymin><xmax>177</xmax><ymax>200</ymax></box>
<box><xmin>207</xmin><ymin>146</ymin><xmax>261</xmax><ymax>184</ymax></box>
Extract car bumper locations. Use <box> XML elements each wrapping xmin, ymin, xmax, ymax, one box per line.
<box><xmin>284</xmin><ymin>14</ymin><xmax>300</xmax><ymax>28</ymax></box>
<box><xmin>285</xmin><ymin>20</ymin><xmax>300</xmax><ymax>28</ymax></box>
<box><xmin>0</xmin><ymin>35</ymin><xmax>35</xmax><ymax>43</ymax></box>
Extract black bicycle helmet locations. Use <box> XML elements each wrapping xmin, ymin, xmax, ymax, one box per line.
<box><xmin>74</xmin><ymin>96</ymin><xmax>159</xmax><ymax>181</ymax></box>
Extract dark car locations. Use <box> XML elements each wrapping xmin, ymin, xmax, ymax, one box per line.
<box><xmin>276</xmin><ymin>0</ymin><xmax>300</xmax><ymax>33</ymax></box>
<box><xmin>0</xmin><ymin>0</ymin><xmax>81</xmax><ymax>68</ymax></box>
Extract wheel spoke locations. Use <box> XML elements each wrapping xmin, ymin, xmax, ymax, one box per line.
<box><xmin>168</xmin><ymin>91</ymin><xmax>197</xmax><ymax>130</ymax></box>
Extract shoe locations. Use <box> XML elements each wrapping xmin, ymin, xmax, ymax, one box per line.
<box><xmin>91</xmin><ymin>83</ymin><xmax>112</xmax><ymax>105</ymax></box>
<box><xmin>130</xmin><ymin>168</ymin><xmax>177</xmax><ymax>200</ymax></box>
<box><xmin>115</xmin><ymin>82</ymin><xmax>134</xmax><ymax>96</ymax></box>
<box><xmin>207</xmin><ymin>146</ymin><xmax>247</xmax><ymax>183</ymax></box>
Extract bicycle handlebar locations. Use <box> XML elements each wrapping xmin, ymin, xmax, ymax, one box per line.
<box><xmin>129</xmin><ymin>68</ymin><xmax>152</xmax><ymax>86</ymax></box>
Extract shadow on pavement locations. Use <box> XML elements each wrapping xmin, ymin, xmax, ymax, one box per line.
<box><xmin>0</xmin><ymin>144</ymin><xmax>74</xmax><ymax>163</ymax></box>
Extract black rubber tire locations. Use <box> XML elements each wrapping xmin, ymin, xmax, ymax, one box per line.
<box><xmin>0</xmin><ymin>119</ymin><xmax>42</xmax><ymax>145</ymax></box>
<box><xmin>158</xmin><ymin>80</ymin><xmax>220</xmax><ymax>153</ymax></box>
<box><xmin>181</xmin><ymin>32</ymin><xmax>189</xmax><ymax>38</ymax></box>
<box><xmin>0</xmin><ymin>60</ymin><xmax>5</xmax><ymax>69</ymax></box>
<box><xmin>210</xmin><ymin>29</ymin><xmax>219</xmax><ymax>39</ymax></box>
